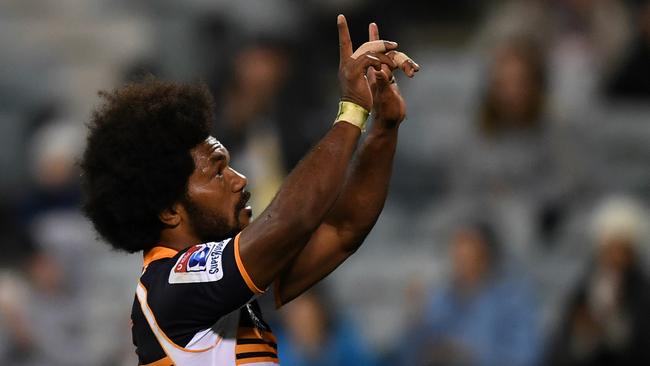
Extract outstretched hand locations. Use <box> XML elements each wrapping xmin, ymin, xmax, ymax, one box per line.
<box><xmin>337</xmin><ymin>15</ymin><xmax>398</xmax><ymax>112</ymax></box>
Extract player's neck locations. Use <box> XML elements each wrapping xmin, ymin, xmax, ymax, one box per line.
<box><xmin>158</xmin><ymin>226</ymin><xmax>200</xmax><ymax>252</ymax></box>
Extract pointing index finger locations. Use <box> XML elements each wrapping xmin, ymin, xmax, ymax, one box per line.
<box><xmin>337</xmin><ymin>15</ymin><xmax>353</xmax><ymax>62</ymax></box>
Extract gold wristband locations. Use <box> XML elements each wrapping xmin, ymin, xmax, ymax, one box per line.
<box><xmin>334</xmin><ymin>101</ymin><xmax>370</xmax><ymax>131</ymax></box>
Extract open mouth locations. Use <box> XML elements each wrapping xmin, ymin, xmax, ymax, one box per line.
<box><xmin>238</xmin><ymin>191</ymin><xmax>252</xmax><ymax>216</ymax></box>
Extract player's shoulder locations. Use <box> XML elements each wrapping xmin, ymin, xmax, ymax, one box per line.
<box><xmin>168</xmin><ymin>239</ymin><xmax>234</xmax><ymax>284</ymax></box>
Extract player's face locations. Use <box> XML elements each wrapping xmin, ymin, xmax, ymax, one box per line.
<box><xmin>184</xmin><ymin>137</ymin><xmax>252</xmax><ymax>242</ymax></box>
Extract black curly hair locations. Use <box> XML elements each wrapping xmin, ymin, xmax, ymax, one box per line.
<box><xmin>80</xmin><ymin>79</ymin><xmax>213</xmax><ymax>253</ymax></box>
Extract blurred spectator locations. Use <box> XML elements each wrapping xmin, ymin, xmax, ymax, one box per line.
<box><xmin>478</xmin><ymin>37</ymin><xmax>547</xmax><ymax>138</ymax></box>
<box><xmin>276</xmin><ymin>287</ymin><xmax>376</xmax><ymax>366</ymax></box>
<box><xmin>547</xmin><ymin>196</ymin><xmax>650</xmax><ymax>365</ymax></box>
<box><xmin>454</xmin><ymin>38</ymin><xmax>580</xmax><ymax>254</ymax></box>
<box><xmin>456</xmin><ymin>38</ymin><xmax>552</xmax><ymax>197</ymax></box>
<box><xmin>1</xmin><ymin>118</ymin><xmax>120</xmax><ymax>365</ymax></box>
<box><xmin>213</xmin><ymin>42</ymin><xmax>290</xmax><ymax>155</ymax></box>
<box><xmin>19</xmin><ymin>118</ymin><xmax>93</xmax><ymax>288</ymax></box>
<box><xmin>606</xmin><ymin>1</ymin><xmax>650</xmax><ymax>100</ymax></box>
<box><xmin>478</xmin><ymin>0</ymin><xmax>632</xmax><ymax>117</ymax></box>
<box><xmin>399</xmin><ymin>221</ymin><xmax>541</xmax><ymax>366</ymax></box>
<box><xmin>0</xmin><ymin>246</ymin><xmax>91</xmax><ymax>366</ymax></box>
<box><xmin>17</xmin><ymin>248</ymin><xmax>91</xmax><ymax>366</ymax></box>
<box><xmin>209</xmin><ymin>42</ymin><xmax>289</xmax><ymax>210</ymax></box>
<box><xmin>21</xmin><ymin>118</ymin><xmax>82</xmax><ymax>214</ymax></box>
<box><xmin>0</xmin><ymin>119</ymin><xmax>88</xmax><ymax>364</ymax></box>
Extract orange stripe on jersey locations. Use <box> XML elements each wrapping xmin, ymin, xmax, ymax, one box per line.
<box><xmin>236</xmin><ymin>326</ymin><xmax>277</xmax><ymax>343</ymax></box>
<box><xmin>143</xmin><ymin>246</ymin><xmax>179</xmax><ymax>269</ymax></box>
<box><xmin>262</xmin><ymin>330</ymin><xmax>277</xmax><ymax>344</ymax></box>
<box><xmin>234</xmin><ymin>234</ymin><xmax>265</xmax><ymax>294</ymax></box>
<box><xmin>141</xmin><ymin>355</ymin><xmax>174</xmax><ymax>366</ymax></box>
<box><xmin>236</xmin><ymin>326</ymin><xmax>279</xmax><ymax>364</ymax></box>
<box><xmin>236</xmin><ymin>343</ymin><xmax>278</xmax><ymax>355</ymax></box>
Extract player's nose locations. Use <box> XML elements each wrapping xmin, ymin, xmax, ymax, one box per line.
<box><xmin>230</xmin><ymin>167</ymin><xmax>248</xmax><ymax>192</ymax></box>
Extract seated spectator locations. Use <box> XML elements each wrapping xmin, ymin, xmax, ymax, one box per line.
<box><xmin>547</xmin><ymin>196</ymin><xmax>650</xmax><ymax>365</ymax></box>
<box><xmin>276</xmin><ymin>287</ymin><xmax>376</xmax><ymax>366</ymax></box>
<box><xmin>459</xmin><ymin>37</ymin><xmax>552</xmax><ymax>198</ymax></box>
<box><xmin>402</xmin><ymin>221</ymin><xmax>541</xmax><ymax>366</ymax></box>
<box><xmin>456</xmin><ymin>37</ymin><xmax>581</xmax><ymax>253</ymax></box>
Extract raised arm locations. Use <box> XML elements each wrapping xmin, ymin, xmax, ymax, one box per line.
<box><xmin>238</xmin><ymin>15</ymin><xmax>399</xmax><ymax>291</ymax></box>
<box><xmin>274</xmin><ymin>23</ymin><xmax>420</xmax><ymax>305</ymax></box>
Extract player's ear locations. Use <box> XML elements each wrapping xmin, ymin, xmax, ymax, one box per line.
<box><xmin>159</xmin><ymin>202</ymin><xmax>183</xmax><ymax>227</ymax></box>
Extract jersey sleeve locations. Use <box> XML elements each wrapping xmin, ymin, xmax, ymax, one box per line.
<box><xmin>144</xmin><ymin>233</ymin><xmax>263</xmax><ymax>339</ymax></box>
<box><xmin>168</xmin><ymin>233</ymin><xmax>263</xmax><ymax>295</ymax></box>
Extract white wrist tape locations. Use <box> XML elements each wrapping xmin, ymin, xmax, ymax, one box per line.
<box><xmin>334</xmin><ymin>101</ymin><xmax>370</xmax><ymax>131</ymax></box>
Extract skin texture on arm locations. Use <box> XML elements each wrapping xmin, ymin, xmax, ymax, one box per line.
<box><xmin>274</xmin><ymin>23</ymin><xmax>419</xmax><ymax>305</ymax></box>
<box><xmin>273</xmin><ymin>118</ymin><xmax>399</xmax><ymax>305</ymax></box>
<box><xmin>238</xmin><ymin>15</ymin><xmax>399</xmax><ymax>291</ymax></box>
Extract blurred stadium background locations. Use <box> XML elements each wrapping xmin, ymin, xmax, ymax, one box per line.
<box><xmin>0</xmin><ymin>0</ymin><xmax>649</xmax><ymax>365</ymax></box>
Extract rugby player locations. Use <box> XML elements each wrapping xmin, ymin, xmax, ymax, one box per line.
<box><xmin>81</xmin><ymin>15</ymin><xmax>418</xmax><ymax>365</ymax></box>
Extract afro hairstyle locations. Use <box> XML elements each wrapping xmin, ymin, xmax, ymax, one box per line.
<box><xmin>80</xmin><ymin>78</ymin><xmax>213</xmax><ymax>253</ymax></box>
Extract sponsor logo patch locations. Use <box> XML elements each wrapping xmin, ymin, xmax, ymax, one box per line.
<box><xmin>169</xmin><ymin>240</ymin><xmax>229</xmax><ymax>284</ymax></box>
<box><xmin>174</xmin><ymin>245</ymin><xmax>211</xmax><ymax>273</ymax></box>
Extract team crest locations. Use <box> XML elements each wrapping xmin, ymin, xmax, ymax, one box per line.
<box><xmin>169</xmin><ymin>240</ymin><xmax>229</xmax><ymax>284</ymax></box>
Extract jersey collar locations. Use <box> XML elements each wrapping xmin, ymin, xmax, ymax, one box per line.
<box><xmin>143</xmin><ymin>246</ymin><xmax>179</xmax><ymax>269</ymax></box>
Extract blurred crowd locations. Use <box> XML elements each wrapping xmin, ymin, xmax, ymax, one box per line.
<box><xmin>0</xmin><ymin>0</ymin><xmax>649</xmax><ymax>365</ymax></box>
